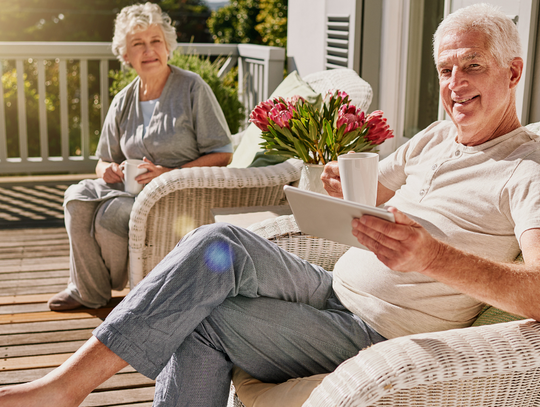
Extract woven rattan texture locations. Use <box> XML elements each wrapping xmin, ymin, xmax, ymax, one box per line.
<box><xmin>304</xmin><ymin>319</ymin><xmax>540</xmax><ymax>406</ymax></box>
<box><xmin>303</xmin><ymin>68</ymin><xmax>373</xmax><ymax>112</ymax></box>
<box><xmin>128</xmin><ymin>160</ymin><xmax>303</xmax><ymax>285</ymax></box>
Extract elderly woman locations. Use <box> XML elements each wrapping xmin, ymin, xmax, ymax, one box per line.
<box><xmin>47</xmin><ymin>3</ymin><xmax>232</xmax><ymax>311</ymax></box>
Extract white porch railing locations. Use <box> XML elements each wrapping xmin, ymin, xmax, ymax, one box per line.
<box><xmin>0</xmin><ymin>42</ymin><xmax>285</xmax><ymax>175</ymax></box>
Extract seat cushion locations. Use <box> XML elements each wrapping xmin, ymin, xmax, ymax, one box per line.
<box><xmin>232</xmin><ymin>367</ymin><xmax>327</xmax><ymax>407</ymax></box>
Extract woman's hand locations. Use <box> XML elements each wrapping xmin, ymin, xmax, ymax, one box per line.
<box><xmin>135</xmin><ymin>157</ymin><xmax>174</xmax><ymax>184</ymax></box>
<box><xmin>96</xmin><ymin>160</ymin><xmax>124</xmax><ymax>184</ymax></box>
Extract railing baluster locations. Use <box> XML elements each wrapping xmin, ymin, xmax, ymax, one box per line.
<box><xmin>0</xmin><ymin>42</ymin><xmax>284</xmax><ymax>174</ymax></box>
<box><xmin>58</xmin><ymin>59</ymin><xmax>69</xmax><ymax>160</ymax></box>
<box><xmin>15</xmin><ymin>59</ymin><xmax>28</xmax><ymax>161</ymax></box>
<box><xmin>80</xmin><ymin>59</ymin><xmax>90</xmax><ymax>160</ymax></box>
<box><xmin>100</xmin><ymin>59</ymin><xmax>109</xmax><ymax>126</ymax></box>
<box><xmin>238</xmin><ymin>56</ymin><xmax>245</xmax><ymax>115</ymax></box>
<box><xmin>0</xmin><ymin>62</ymin><xmax>7</xmax><ymax>162</ymax></box>
<box><xmin>37</xmin><ymin>58</ymin><xmax>49</xmax><ymax>160</ymax></box>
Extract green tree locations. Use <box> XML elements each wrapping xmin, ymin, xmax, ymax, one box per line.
<box><xmin>207</xmin><ymin>0</ymin><xmax>287</xmax><ymax>47</ymax></box>
<box><xmin>0</xmin><ymin>0</ymin><xmax>212</xmax><ymax>43</ymax></box>
<box><xmin>255</xmin><ymin>0</ymin><xmax>287</xmax><ymax>47</ymax></box>
<box><xmin>207</xmin><ymin>0</ymin><xmax>263</xmax><ymax>44</ymax></box>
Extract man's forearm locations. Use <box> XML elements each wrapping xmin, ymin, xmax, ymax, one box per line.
<box><xmin>422</xmin><ymin>241</ymin><xmax>540</xmax><ymax>321</ymax></box>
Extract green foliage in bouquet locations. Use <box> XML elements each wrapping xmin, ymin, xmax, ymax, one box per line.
<box><xmin>250</xmin><ymin>91</ymin><xmax>394</xmax><ymax>165</ymax></box>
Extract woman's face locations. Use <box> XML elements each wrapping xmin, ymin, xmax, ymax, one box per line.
<box><xmin>123</xmin><ymin>24</ymin><xmax>170</xmax><ymax>77</ymax></box>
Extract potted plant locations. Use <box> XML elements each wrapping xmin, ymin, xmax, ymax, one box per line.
<box><xmin>249</xmin><ymin>90</ymin><xmax>394</xmax><ymax>193</ymax></box>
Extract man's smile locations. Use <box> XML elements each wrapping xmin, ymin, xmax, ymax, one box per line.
<box><xmin>453</xmin><ymin>95</ymin><xmax>479</xmax><ymax>105</ymax></box>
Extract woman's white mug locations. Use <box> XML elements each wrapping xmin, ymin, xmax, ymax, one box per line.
<box><xmin>122</xmin><ymin>159</ymin><xmax>147</xmax><ymax>195</ymax></box>
<box><xmin>337</xmin><ymin>152</ymin><xmax>379</xmax><ymax>206</ymax></box>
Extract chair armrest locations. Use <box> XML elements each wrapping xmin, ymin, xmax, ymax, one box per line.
<box><xmin>128</xmin><ymin>160</ymin><xmax>302</xmax><ymax>286</ymax></box>
<box><xmin>303</xmin><ymin>319</ymin><xmax>540</xmax><ymax>406</ymax></box>
<box><xmin>248</xmin><ymin>215</ymin><xmax>350</xmax><ymax>271</ymax></box>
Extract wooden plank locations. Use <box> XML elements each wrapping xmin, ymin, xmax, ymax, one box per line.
<box><xmin>0</xmin><ymin>327</ymin><xmax>95</xmax><ymax>346</ymax></box>
<box><xmin>1</xmin><ymin>277</ymin><xmax>71</xmax><ymax>289</ymax></box>
<box><xmin>0</xmin><ymin>303</ymin><xmax>53</xmax><ymax>315</ymax></box>
<box><xmin>81</xmin><ymin>387</ymin><xmax>155</xmax><ymax>407</ymax></box>
<box><xmin>0</xmin><ymin>318</ymin><xmax>101</xmax><ymax>335</ymax></box>
<box><xmin>0</xmin><ymin>270</ymin><xmax>69</xmax><ymax>281</ymax></box>
<box><xmin>0</xmin><ymin>352</ymin><xmax>72</xmax><ymax>371</ymax></box>
<box><xmin>0</xmin><ymin>239</ymin><xmax>68</xmax><ymax>248</ymax></box>
<box><xmin>0</xmin><ymin>249</ymin><xmax>70</xmax><ymax>260</ymax></box>
<box><xmin>0</xmin><ymin>285</ymin><xmax>74</xmax><ymax>296</ymax></box>
<box><xmin>0</xmin><ymin>306</ymin><xmax>116</xmax><ymax>325</ymax></box>
<box><xmin>0</xmin><ymin>218</ymin><xmax>156</xmax><ymax>405</ymax></box>
<box><xmin>0</xmin><ymin>365</ymin><xmax>138</xmax><ymax>385</ymax></box>
<box><xmin>2</xmin><ymin>339</ymin><xmax>86</xmax><ymax>358</ymax></box>
<box><xmin>0</xmin><ymin>259</ymin><xmax>69</xmax><ymax>273</ymax></box>
<box><xmin>0</xmin><ymin>289</ymin><xmax>129</xmax><ymax>306</ymax></box>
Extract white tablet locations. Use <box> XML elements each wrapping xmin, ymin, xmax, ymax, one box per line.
<box><xmin>283</xmin><ymin>185</ymin><xmax>395</xmax><ymax>250</ymax></box>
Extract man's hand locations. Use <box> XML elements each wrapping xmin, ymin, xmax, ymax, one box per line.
<box><xmin>352</xmin><ymin>207</ymin><xmax>443</xmax><ymax>273</ymax></box>
<box><xmin>321</xmin><ymin>161</ymin><xmax>343</xmax><ymax>198</ymax></box>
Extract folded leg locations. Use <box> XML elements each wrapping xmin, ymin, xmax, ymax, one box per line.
<box><xmin>94</xmin><ymin>223</ymin><xmax>334</xmax><ymax>379</ymax></box>
<box><xmin>153</xmin><ymin>295</ymin><xmax>385</xmax><ymax>407</ymax></box>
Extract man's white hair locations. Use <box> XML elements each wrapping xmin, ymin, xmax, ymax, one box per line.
<box><xmin>112</xmin><ymin>2</ymin><xmax>177</xmax><ymax>67</ymax></box>
<box><xmin>433</xmin><ymin>3</ymin><xmax>522</xmax><ymax>67</ymax></box>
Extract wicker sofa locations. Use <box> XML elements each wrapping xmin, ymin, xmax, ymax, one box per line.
<box><xmin>128</xmin><ymin>68</ymin><xmax>374</xmax><ymax>286</ymax></box>
<box><xmin>225</xmin><ymin>214</ymin><xmax>540</xmax><ymax>407</ymax></box>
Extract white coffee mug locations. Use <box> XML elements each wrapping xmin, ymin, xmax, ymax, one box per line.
<box><xmin>122</xmin><ymin>159</ymin><xmax>147</xmax><ymax>195</ymax></box>
<box><xmin>337</xmin><ymin>152</ymin><xmax>379</xmax><ymax>206</ymax></box>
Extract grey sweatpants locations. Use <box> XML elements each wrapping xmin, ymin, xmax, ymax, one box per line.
<box><xmin>93</xmin><ymin>223</ymin><xmax>386</xmax><ymax>406</ymax></box>
<box><xmin>65</xmin><ymin>197</ymin><xmax>134</xmax><ymax>308</ymax></box>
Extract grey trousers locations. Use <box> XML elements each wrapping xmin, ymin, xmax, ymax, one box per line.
<box><xmin>65</xmin><ymin>198</ymin><xmax>134</xmax><ymax>308</ymax></box>
<box><xmin>93</xmin><ymin>223</ymin><xmax>386</xmax><ymax>407</ymax></box>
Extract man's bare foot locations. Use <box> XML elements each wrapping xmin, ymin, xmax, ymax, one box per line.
<box><xmin>0</xmin><ymin>376</ymin><xmax>84</xmax><ymax>407</ymax></box>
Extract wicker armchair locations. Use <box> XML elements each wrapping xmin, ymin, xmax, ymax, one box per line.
<box><xmin>226</xmin><ymin>215</ymin><xmax>540</xmax><ymax>407</ymax></box>
<box><xmin>128</xmin><ymin>68</ymin><xmax>373</xmax><ymax>286</ymax></box>
<box><xmin>128</xmin><ymin>160</ymin><xmax>302</xmax><ymax>286</ymax></box>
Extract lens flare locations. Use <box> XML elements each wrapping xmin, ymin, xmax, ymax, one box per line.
<box><xmin>204</xmin><ymin>241</ymin><xmax>233</xmax><ymax>274</ymax></box>
<box><xmin>174</xmin><ymin>215</ymin><xmax>197</xmax><ymax>238</ymax></box>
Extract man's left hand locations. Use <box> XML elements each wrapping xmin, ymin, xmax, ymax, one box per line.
<box><xmin>352</xmin><ymin>207</ymin><xmax>443</xmax><ymax>273</ymax></box>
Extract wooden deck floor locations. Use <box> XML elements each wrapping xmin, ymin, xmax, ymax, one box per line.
<box><xmin>0</xmin><ymin>227</ymin><xmax>156</xmax><ymax>406</ymax></box>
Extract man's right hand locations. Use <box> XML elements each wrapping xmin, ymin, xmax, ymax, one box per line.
<box><xmin>321</xmin><ymin>161</ymin><xmax>343</xmax><ymax>198</ymax></box>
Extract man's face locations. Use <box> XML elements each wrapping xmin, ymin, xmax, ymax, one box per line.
<box><xmin>437</xmin><ymin>30</ymin><xmax>521</xmax><ymax>145</ymax></box>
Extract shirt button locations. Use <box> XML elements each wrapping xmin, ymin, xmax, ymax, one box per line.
<box><xmin>419</xmin><ymin>189</ymin><xmax>426</xmax><ymax>196</ymax></box>
<box><xmin>455</xmin><ymin>150</ymin><xmax>461</xmax><ymax>157</ymax></box>
<box><xmin>431</xmin><ymin>164</ymin><xmax>437</xmax><ymax>170</ymax></box>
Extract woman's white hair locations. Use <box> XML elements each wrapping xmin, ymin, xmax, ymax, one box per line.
<box><xmin>112</xmin><ymin>2</ymin><xmax>177</xmax><ymax>67</ymax></box>
<box><xmin>433</xmin><ymin>3</ymin><xmax>522</xmax><ymax>67</ymax></box>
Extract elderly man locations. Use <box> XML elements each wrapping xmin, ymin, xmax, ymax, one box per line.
<box><xmin>1</xmin><ymin>3</ymin><xmax>539</xmax><ymax>407</ymax></box>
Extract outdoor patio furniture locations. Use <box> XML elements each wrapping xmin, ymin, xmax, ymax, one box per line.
<box><xmin>225</xmin><ymin>214</ymin><xmax>540</xmax><ymax>407</ymax></box>
<box><xmin>128</xmin><ymin>68</ymin><xmax>374</xmax><ymax>286</ymax></box>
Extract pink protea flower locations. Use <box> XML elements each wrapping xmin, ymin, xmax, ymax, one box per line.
<box><xmin>325</xmin><ymin>89</ymin><xmax>349</xmax><ymax>100</ymax></box>
<box><xmin>287</xmin><ymin>95</ymin><xmax>306</xmax><ymax>105</ymax></box>
<box><xmin>269</xmin><ymin>102</ymin><xmax>293</xmax><ymax>129</ymax></box>
<box><xmin>336</xmin><ymin>104</ymin><xmax>365</xmax><ymax>134</ymax></box>
<box><xmin>365</xmin><ymin>110</ymin><xmax>394</xmax><ymax>144</ymax></box>
<box><xmin>249</xmin><ymin>99</ymin><xmax>275</xmax><ymax>132</ymax></box>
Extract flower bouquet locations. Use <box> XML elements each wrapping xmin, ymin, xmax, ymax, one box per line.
<box><xmin>249</xmin><ymin>90</ymin><xmax>394</xmax><ymax>165</ymax></box>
